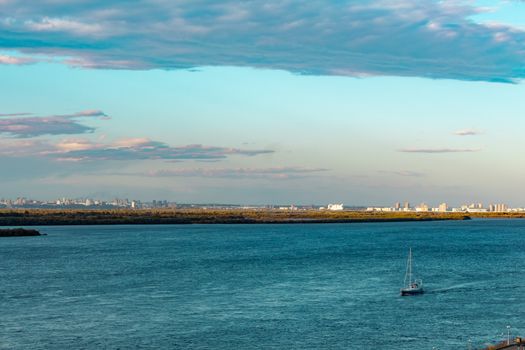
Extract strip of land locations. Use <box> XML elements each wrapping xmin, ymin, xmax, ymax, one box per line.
<box><xmin>0</xmin><ymin>209</ymin><xmax>474</xmax><ymax>226</ymax></box>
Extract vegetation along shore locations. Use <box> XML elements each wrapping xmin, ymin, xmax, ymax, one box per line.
<box><xmin>0</xmin><ymin>209</ymin><xmax>475</xmax><ymax>226</ymax></box>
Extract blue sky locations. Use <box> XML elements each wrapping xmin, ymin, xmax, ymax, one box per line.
<box><xmin>1</xmin><ymin>0</ymin><xmax>525</xmax><ymax>205</ymax></box>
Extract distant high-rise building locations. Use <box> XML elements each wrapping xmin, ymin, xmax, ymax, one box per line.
<box><xmin>495</xmin><ymin>203</ymin><xmax>508</xmax><ymax>212</ymax></box>
<box><xmin>438</xmin><ymin>203</ymin><xmax>448</xmax><ymax>212</ymax></box>
<box><xmin>395</xmin><ymin>202</ymin><xmax>401</xmax><ymax>210</ymax></box>
<box><xmin>489</xmin><ymin>203</ymin><xmax>508</xmax><ymax>212</ymax></box>
<box><xmin>404</xmin><ymin>202</ymin><xmax>410</xmax><ymax>210</ymax></box>
<box><xmin>415</xmin><ymin>203</ymin><xmax>429</xmax><ymax>212</ymax></box>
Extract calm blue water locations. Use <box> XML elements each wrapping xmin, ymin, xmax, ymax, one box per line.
<box><xmin>1</xmin><ymin>220</ymin><xmax>525</xmax><ymax>349</ymax></box>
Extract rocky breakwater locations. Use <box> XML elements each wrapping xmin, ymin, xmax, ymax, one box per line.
<box><xmin>0</xmin><ymin>228</ymin><xmax>42</xmax><ymax>237</ymax></box>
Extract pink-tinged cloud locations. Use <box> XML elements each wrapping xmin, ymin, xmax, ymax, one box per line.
<box><xmin>0</xmin><ymin>54</ymin><xmax>35</xmax><ymax>65</ymax></box>
<box><xmin>113</xmin><ymin>138</ymin><xmax>151</xmax><ymax>148</ymax></box>
<box><xmin>0</xmin><ymin>136</ymin><xmax>273</xmax><ymax>162</ymax></box>
<box><xmin>55</xmin><ymin>139</ymin><xmax>99</xmax><ymax>152</ymax></box>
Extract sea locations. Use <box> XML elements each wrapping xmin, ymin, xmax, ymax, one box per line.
<box><xmin>1</xmin><ymin>219</ymin><xmax>525</xmax><ymax>349</ymax></box>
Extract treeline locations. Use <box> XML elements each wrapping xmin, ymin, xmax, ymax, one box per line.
<box><xmin>468</xmin><ymin>212</ymin><xmax>525</xmax><ymax>219</ymax></box>
<box><xmin>0</xmin><ymin>208</ymin><xmax>471</xmax><ymax>226</ymax></box>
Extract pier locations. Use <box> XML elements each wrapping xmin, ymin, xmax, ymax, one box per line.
<box><xmin>480</xmin><ymin>337</ymin><xmax>525</xmax><ymax>350</ymax></box>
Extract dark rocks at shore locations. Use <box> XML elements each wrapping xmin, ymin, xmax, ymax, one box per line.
<box><xmin>0</xmin><ymin>228</ymin><xmax>42</xmax><ymax>237</ymax></box>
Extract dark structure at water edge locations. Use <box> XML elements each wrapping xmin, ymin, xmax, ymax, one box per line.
<box><xmin>0</xmin><ymin>228</ymin><xmax>42</xmax><ymax>237</ymax></box>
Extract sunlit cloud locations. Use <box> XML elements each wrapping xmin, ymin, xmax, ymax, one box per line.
<box><xmin>0</xmin><ymin>137</ymin><xmax>273</xmax><ymax>162</ymax></box>
<box><xmin>0</xmin><ymin>53</ymin><xmax>36</xmax><ymax>65</ymax></box>
<box><xmin>0</xmin><ymin>1</ymin><xmax>524</xmax><ymax>81</ymax></box>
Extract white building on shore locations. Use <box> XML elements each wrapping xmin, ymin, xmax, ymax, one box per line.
<box><xmin>327</xmin><ymin>203</ymin><xmax>344</xmax><ymax>211</ymax></box>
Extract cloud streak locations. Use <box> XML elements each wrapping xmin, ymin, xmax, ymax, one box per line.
<box><xmin>0</xmin><ymin>113</ymin><xmax>32</xmax><ymax>117</ymax></box>
<box><xmin>138</xmin><ymin>167</ymin><xmax>328</xmax><ymax>179</ymax></box>
<box><xmin>0</xmin><ymin>110</ymin><xmax>108</xmax><ymax>137</ymax></box>
<box><xmin>0</xmin><ymin>137</ymin><xmax>273</xmax><ymax>162</ymax></box>
<box><xmin>453</xmin><ymin>129</ymin><xmax>483</xmax><ymax>136</ymax></box>
<box><xmin>0</xmin><ymin>1</ymin><xmax>525</xmax><ymax>81</ymax></box>
<box><xmin>399</xmin><ymin>148</ymin><xmax>480</xmax><ymax>153</ymax></box>
<box><xmin>379</xmin><ymin>170</ymin><xmax>425</xmax><ymax>177</ymax></box>
<box><xmin>59</xmin><ymin>141</ymin><xmax>273</xmax><ymax>162</ymax></box>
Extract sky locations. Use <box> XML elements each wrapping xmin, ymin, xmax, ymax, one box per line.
<box><xmin>1</xmin><ymin>0</ymin><xmax>525</xmax><ymax>206</ymax></box>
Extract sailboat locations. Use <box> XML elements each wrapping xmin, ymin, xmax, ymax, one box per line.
<box><xmin>400</xmin><ymin>248</ymin><xmax>424</xmax><ymax>296</ymax></box>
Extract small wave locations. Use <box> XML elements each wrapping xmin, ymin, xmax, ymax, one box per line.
<box><xmin>426</xmin><ymin>281</ymin><xmax>485</xmax><ymax>294</ymax></box>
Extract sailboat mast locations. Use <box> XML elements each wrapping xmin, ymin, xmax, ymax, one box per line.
<box><xmin>404</xmin><ymin>248</ymin><xmax>410</xmax><ymax>287</ymax></box>
<box><xmin>408</xmin><ymin>248</ymin><xmax>412</xmax><ymax>285</ymax></box>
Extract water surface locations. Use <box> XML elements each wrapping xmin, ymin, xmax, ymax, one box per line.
<box><xmin>1</xmin><ymin>220</ymin><xmax>524</xmax><ymax>349</ymax></box>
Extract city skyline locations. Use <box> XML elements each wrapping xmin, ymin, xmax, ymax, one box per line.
<box><xmin>0</xmin><ymin>195</ymin><xmax>519</xmax><ymax>212</ymax></box>
<box><xmin>1</xmin><ymin>1</ymin><xmax>525</xmax><ymax>204</ymax></box>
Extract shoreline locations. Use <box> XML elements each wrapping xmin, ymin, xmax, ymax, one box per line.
<box><xmin>0</xmin><ymin>209</ymin><xmax>472</xmax><ymax>226</ymax></box>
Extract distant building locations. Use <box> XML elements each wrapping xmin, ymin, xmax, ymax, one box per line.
<box><xmin>327</xmin><ymin>203</ymin><xmax>344</xmax><ymax>211</ymax></box>
<box><xmin>466</xmin><ymin>208</ymin><xmax>488</xmax><ymax>213</ymax></box>
<box><xmin>394</xmin><ymin>202</ymin><xmax>401</xmax><ymax>210</ymax></box>
<box><xmin>279</xmin><ymin>205</ymin><xmax>298</xmax><ymax>211</ymax></box>
<box><xmin>415</xmin><ymin>203</ymin><xmax>429</xmax><ymax>212</ymax></box>
<box><xmin>490</xmin><ymin>203</ymin><xmax>508</xmax><ymax>212</ymax></box>
<box><xmin>438</xmin><ymin>203</ymin><xmax>448</xmax><ymax>212</ymax></box>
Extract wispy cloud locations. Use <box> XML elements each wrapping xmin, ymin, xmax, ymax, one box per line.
<box><xmin>0</xmin><ymin>137</ymin><xmax>273</xmax><ymax>162</ymax></box>
<box><xmin>0</xmin><ymin>113</ymin><xmax>32</xmax><ymax>117</ymax></box>
<box><xmin>453</xmin><ymin>129</ymin><xmax>483</xmax><ymax>136</ymax></box>
<box><xmin>399</xmin><ymin>148</ymin><xmax>481</xmax><ymax>153</ymax></box>
<box><xmin>379</xmin><ymin>170</ymin><xmax>425</xmax><ymax>177</ymax></box>
<box><xmin>137</xmin><ymin>167</ymin><xmax>328</xmax><ymax>179</ymax></box>
<box><xmin>25</xmin><ymin>17</ymin><xmax>105</xmax><ymax>36</ymax></box>
<box><xmin>0</xmin><ymin>110</ymin><xmax>108</xmax><ymax>137</ymax></box>
<box><xmin>0</xmin><ymin>138</ymin><xmax>56</xmax><ymax>157</ymax></box>
<box><xmin>0</xmin><ymin>1</ymin><xmax>524</xmax><ymax>81</ymax></box>
<box><xmin>58</xmin><ymin>140</ymin><xmax>273</xmax><ymax>162</ymax></box>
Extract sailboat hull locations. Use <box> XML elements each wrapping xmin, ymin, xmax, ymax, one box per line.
<box><xmin>400</xmin><ymin>288</ymin><xmax>424</xmax><ymax>296</ymax></box>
